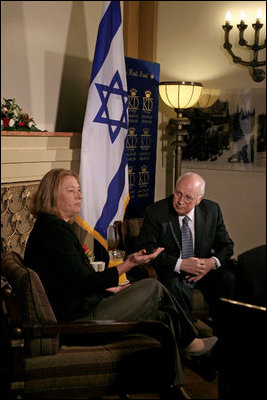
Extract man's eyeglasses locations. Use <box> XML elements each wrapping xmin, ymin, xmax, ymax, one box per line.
<box><xmin>174</xmin><ymin>191</ymin><xmax>198</xmax><ymax>204</ymax></box>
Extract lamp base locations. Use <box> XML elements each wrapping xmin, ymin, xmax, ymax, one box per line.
<box><xmin>166</xmin><ymin>113</ymin><xmax>191</xmax><ymax>184</ymax></box>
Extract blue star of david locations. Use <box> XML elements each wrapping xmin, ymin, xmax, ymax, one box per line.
<box><xmin>93</xmin><ymin>70</ymin><xmax>128</xmax><ymax>143</ymax></box>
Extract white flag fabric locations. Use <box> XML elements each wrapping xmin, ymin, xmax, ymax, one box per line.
<box><xmin>76</xmin><ymin>0</ymin><xmax>129</xmax><ymax>250</ymax></box>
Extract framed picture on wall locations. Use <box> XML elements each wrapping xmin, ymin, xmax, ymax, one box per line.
<box><xmin>182</xmin><ymin>88</ymin><xmax>266</xmax><ymax>172</ymax></box>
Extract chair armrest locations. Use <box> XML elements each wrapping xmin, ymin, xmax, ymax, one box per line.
<box><xmin>22</xmin><ymin>320</ymin><xmax>140</xmax><ymax>338</ymax></box>
<box><xmin>22</xmin><ymin>319</ymin><xmax>174</xmax><ymax>345</ymax></box>
<box><xmin>219</xmin><ymin>297</ymin><xmax>266</xmax><ymax>312</ymax></box>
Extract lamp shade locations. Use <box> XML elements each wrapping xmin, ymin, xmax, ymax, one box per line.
<box><xmin>195</xmin><ymin>88</ymin><xmax>221</xmax><ymax>108</ymax></box>
<box><xmin>159</xmin><ymin>81</ymin><xmax>203</xmax><ymax>110</ymax></box>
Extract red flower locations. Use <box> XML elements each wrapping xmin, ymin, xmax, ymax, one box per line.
<box><xmin>3</xmin><ymin>117</ymin><xmax>10</xmax><ymax>128</ymax></box>
<box><xmin>82</xmin><ymin>244</ymin><xmax>89</xmax><ymax>254</ymax></box>
<box><xmin>18</xmin><ymin>121</ymin><xmax>25</xmax><ymax>127</ymax></box>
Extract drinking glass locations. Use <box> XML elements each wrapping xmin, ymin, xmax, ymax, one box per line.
<box><xmin>108</xmin><ymin>249</ymin><xmax>128</xmax><ymax>285</ymax></box>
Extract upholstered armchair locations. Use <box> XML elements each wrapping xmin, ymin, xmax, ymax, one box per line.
<box><xmin>1</xmin><ymin>251</ymin><xmax>177</xmax><ymax>400</ymax></box>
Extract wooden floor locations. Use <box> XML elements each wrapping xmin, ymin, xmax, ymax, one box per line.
<box><xmin>183</xmin><ymin>365</ymin><xmax>218</xmax><ymax>399</ymax></box>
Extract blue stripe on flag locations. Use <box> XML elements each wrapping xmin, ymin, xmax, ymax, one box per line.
<box><xmin>94</xmin><ymin>143</ymin><xmax>128</xmax><ymax>239</ymax></box>
<box><xmin>90</xmin><ymin>1</ymin><xmax>121</xmax><ymax>83</ymax></box>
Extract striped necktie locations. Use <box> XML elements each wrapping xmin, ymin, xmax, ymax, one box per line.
<box><xmin>181</xmin><ymin>215</ymin><xmax>195</xmax><ymax>288</ymax></box>
<box><xmin>181</xmin><ymin>215</ymin><xmax>194</xmax><ymax>259</ymax></box>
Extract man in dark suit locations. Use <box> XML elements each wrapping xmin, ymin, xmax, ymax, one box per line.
<box><xmin>137</xmin><ymin>172</ymin><xmax>235</xmax><ymax>325</ymax></box>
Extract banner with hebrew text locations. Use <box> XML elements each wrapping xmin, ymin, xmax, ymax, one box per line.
<box><xmin>125</xmin><ymin>57</ymin><xmax>160</xmax><ymax>218</ymax></box>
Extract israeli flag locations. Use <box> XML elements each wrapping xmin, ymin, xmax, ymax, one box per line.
<box><xmin>76</xmin><ymin>1</ymin><xmax>129</xmax><ymax>250</ymax></box>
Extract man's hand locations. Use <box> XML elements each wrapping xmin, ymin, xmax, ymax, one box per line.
<box><xmin>181</xmin><ymin>257</ymin><xmax>216</xmax><ymax>282</ymax></box>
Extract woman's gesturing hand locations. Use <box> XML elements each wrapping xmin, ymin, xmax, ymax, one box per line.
<box><xmin>127</xmin><ymin>247</ymin><xmax>164</xmax><ymax>266</ymax></box>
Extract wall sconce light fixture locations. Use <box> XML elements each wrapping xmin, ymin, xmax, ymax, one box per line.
<box><xmin>159</xmin><ymin>81</ymin><xmax>203</xmax><ymax>182</ymax></box>
<box><xmin>222</xmin><ymin>9</ymin><xmax>266</xmax><ymax>82</ymax></box>
<box><xmin>194</xmin><ymin>88</ymin><xmax>221</xmax><ymax>109</ymax></box>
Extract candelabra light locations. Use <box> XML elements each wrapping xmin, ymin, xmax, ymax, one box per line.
<box><xmin>222</xmin><ymin>9</ymin><xmax>266</xmax><ymax>82</ymax></box>
<box><xmin>159</xmin><ymin>81</ymin><xmax>203</xmax><ymax>182</ymax></box>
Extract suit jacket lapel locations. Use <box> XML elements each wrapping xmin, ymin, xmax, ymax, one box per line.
<box><xmin>168</xmin><ymin>200</ymin><xmax>181</xmax><ymax>250</ymax></box>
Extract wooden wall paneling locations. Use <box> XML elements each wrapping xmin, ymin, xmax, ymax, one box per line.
<box><xmin>123</xmin><ymin>1</ymin><xmax>158</xmax><ymax>62</ymax></box>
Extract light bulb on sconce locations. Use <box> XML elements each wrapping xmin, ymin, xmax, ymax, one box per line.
<box><xmin>225</xmin><ymin>11</ymin><xmax>231</xmax><ymax>24</ymax></box>
<box><xmin>222</xmin><ymin>9</ymin><xmax>266</xmax><ymax>82</ymax></box>
<box><xmin>240</xmin><ymin>11</ymin><xmax>246</xmax><ymax>22</ymax></box>
<box><xmin>159</xmin><ymin>81</ymin><xmax>203</xmax><ymax>182</ymax></box>
<box><xmin>256</xmin><ymin>9</ymin><xmax>262</xmax><ymax>22</ymax></box>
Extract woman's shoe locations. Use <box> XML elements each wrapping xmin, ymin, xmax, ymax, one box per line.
<box><xmin>184</xmin><ymin>336</ymin><xmax>218</xmax><ymax>357</ymax></box>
